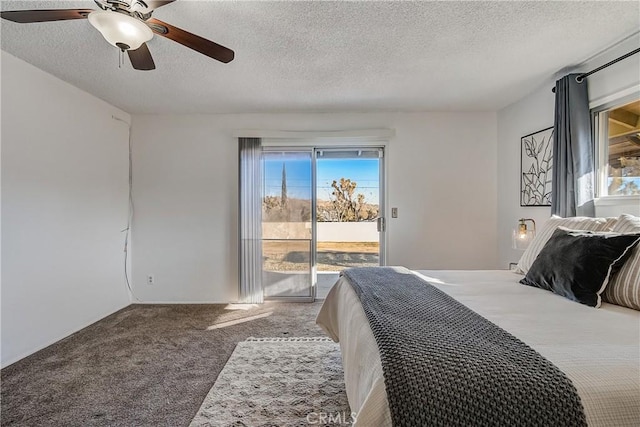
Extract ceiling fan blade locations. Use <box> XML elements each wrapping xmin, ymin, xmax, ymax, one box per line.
<box><xmin>146</xmin><ymin>18</ymin><xmax>234</xmax><ymax>63</ymax></box>
<box><xmin>127</xmin><ymin>43</ymin><xmax>156</xmax><ymax>70</ymax></box>
<box><xmin>0</xmin><ymin>9</ymin><xmax>93</xmax><ymax>23</ymax></box>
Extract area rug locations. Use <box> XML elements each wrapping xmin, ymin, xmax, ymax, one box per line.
<box><xmin>190</xmin><ymin>337</ymin><xmax>353</xmax><ymax>427</ymax></box>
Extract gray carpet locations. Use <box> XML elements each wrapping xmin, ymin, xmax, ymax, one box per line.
<box><xmin>1</xmin><ymin>302</ymin><xmax>325</xmax><ymax>426</ymax></box>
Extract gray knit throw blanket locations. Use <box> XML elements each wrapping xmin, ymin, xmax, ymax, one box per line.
<box><xmin>342</xmin><ymin>267</ymin><xmax>587</xmax><ymax>427</ymax></box>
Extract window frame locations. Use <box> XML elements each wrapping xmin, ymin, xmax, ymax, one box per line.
<box><xmin>591</xmin><ymin>91</ymin><xmax>640</xmax><ymax>199</ymax></box>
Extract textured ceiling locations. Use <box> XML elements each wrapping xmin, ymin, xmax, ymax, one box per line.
<box><xmin>1</xmin><ymin>1</ymin><xmax>639</xmax><ymax>114</ymax></box>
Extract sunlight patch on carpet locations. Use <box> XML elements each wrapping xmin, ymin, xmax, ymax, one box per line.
<box><xmin>223</xmin><ymin>304</ymin><xmax>260</xmax><ymax>310</ymax></box>
<box><xmin>206</xmin><ymin>312</ymin><xmax>273</xmax><ymax>330</ymax></box>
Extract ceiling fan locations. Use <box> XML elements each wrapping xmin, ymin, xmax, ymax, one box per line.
<box><xmin>0</xmin><ymin>0</ymin><xmax>234</xmax><ymax>70</ymax></box>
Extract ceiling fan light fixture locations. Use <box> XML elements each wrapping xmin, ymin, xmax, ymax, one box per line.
<box><xmin>88</xmin><ymin>11</ymin><xmax>152</xmax><ymax>51</ymax></box>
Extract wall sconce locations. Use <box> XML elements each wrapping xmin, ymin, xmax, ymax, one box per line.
<box><xmin>512</xmin><ymin>218</ymin><xmax>536</xmax><ymax>250</ymax></box>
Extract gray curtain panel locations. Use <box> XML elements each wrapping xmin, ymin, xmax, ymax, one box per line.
<box><xmin>551</xmin><ymin>74</ymin><xmax>595</xmax><ymax>217</ymax></box>
<box><xmin>239</xmin><ymin>137</ymin><xmax>263</xmax><ymax>303</ymax></box>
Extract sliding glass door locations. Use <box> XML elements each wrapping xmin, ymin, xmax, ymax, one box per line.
<box><xmin>260</xmin><ymin>146</ymin><xmax>385</xmax><ymax>301</ymax></box>
<box><xmin>315</xmin><ymin>148</ymin><xmax>385</xmax><ymax>298</ymax></box>
<box><xmin>261</xmin><ymin>150</ymin><xmax>314</xmax><ymax>300</ymax></box>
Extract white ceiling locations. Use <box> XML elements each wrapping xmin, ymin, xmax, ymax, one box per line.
<box><xmin>1</xmin><ymin>1</ymin><xmax>639</xmax><ymax>114</ymax></box>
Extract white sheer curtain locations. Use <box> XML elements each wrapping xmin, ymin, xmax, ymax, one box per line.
<box><xmin>239</xmin><ymin>137</ymin><xmax>263</xmax><ymax>303</ymax></box>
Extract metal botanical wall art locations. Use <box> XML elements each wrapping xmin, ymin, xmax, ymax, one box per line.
<box><xmin>520</xmin><ymin>127</ymin><xmax>553</xmax><ymax>206</ymax></box>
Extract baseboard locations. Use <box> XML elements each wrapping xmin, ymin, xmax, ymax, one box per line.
<box><xmin>133</xmin><ymin>300</ymin><xmax>238</xmax><ymax>304</ymax></box>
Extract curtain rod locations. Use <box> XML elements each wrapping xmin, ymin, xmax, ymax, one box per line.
<box><xmin>552</xmin><ymin>47</ymin><xmax>640</xmax><ymax>93</ymax></box>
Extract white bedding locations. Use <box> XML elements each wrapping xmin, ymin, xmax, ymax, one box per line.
<box><xmin>316</xmin><ymin>270</ymin><xmax>640</xmax><ymax>427</ymax></box>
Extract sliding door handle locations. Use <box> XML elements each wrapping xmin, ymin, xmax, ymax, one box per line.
<box><xmin>377</xmin><ymin>217</ymin><xmax>386</xmax><ymax>232</ymax></box>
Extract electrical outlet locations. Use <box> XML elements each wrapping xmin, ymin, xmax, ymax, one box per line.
<box><xmin>391</xmin><ymin>207</ymin><xmax>398</xmax><ymax>218</ymax></box>
<box><xmin>147</xmin><ymin>275</ymin><xmax>154</xmax><ymax>285</ymax></box>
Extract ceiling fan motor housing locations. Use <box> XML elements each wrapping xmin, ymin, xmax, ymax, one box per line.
<box><xmin>94</xmin><ymin>0</ymin><xmax>154</xmax><ymax>19</ymax></box>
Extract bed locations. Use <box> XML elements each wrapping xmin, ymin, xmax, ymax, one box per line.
<box><xmin>317</xmin><ymin>269</ymin><xmax>640</xmax><ymax>426</ymax></box>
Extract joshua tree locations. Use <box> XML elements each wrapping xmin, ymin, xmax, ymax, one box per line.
<box><xmin>318</xmin><ymin>178</ymin><xmax>378</xmax><ymax>222</ymax></box>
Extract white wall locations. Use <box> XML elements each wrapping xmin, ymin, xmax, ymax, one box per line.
<box><xmin>497</xmin><ymin>33</ymin><xmax>640</xmax><ymax>268</ymax></box>
<box><xmin>1</xmin><ymin>52</ymin><xmax>131</xmax><ymax>367</ymax></box>
<box><xmin>262</xmin><ymin>222</ymin><xmax>379</xmax><ymax>242</ymax></box>
<box><xmin>317</xmin><ymin>222</ymin><xmax>379</xmax><ymax>243</ymax></box>
<box><xmin>131</xmin><ymin>112</ymin><xmax>498</xmax><ymax>303</ymax></box>
<box><xmin>496</xmin><ymin>80</ymin><xmax>555</xmax><ymax>267</ymax></box>
<box><xmin>587</xmin><ymin>34</ymin><xmax>640</xmax><ymax>106</ymax></box>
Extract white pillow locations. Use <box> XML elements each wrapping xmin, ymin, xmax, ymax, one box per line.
<box><xmin>516</xmin><ymin>215</ymin><xmax>618</xmax><ymax>274</ymax></box>
<box><xmin>603</xmin><ymin>214</ymin><xmax>640</xmax><ymax>310</ymax></box>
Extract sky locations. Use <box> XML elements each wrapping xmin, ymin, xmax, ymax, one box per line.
<box><xmin>263</xmin><ymin>155</ymin><xmax>380</xmax><ymax>203</ymax></box>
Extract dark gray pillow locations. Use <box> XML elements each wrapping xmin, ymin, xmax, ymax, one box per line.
<box><xmin>520</xmin><ymin>227</ymin><xmax>640</xmax><ymax>307</ymax></box>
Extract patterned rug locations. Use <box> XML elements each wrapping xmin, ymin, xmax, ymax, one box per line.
<box><xmin>190</xmin><ymin>337</ymin><xmax>353</xmax><ymax>427</ymax></box>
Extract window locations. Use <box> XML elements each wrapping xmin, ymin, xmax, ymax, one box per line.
<box><xmin>595</xmin><ymin>98</ymin><xmax>640</xmax><ymax>196</ymax></box>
